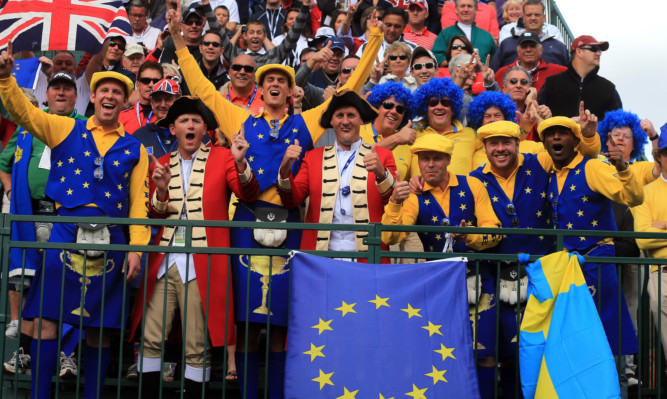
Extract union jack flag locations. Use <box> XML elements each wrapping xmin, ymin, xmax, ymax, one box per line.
<box><xmin>0</xmin><ymin>0</ymin><xmax>131</xmax><ymax>53</ymax></box>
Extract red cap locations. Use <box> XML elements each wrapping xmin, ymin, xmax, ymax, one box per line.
<box><xmin>570</xmin><ymin>35</ymin><xmax>609</xmax><ymax>52</ymax></box>
<box><xmin>398</xmin><ymin>0</ymin><xmax>427</xmax><ymax>10</ymax></box>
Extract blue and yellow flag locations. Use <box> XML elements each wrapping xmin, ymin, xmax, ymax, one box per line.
<box><xmin>286</xmin><ymin>253</ymin><xmax>480</xmax><ymax>399</ymax></box>
<box><xmin>520</xmin><ymin>251</ymin><xmax>620</xmax><ymax>398</ymax></box>
<box><xmin>11</xmin><ymin>57</ymin><xmax>40</xmax><ymax>89</ymax></box>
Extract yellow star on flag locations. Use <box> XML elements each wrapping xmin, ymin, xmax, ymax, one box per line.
<box><xmin>422</xmin><ymin>321</ymin><xmax>443</xmax><ymax>336</ymax></box>
<box><xmin>424</xmin><ymin>199</ymin><xmax>431</xmax><ymax>205</ymax></box>
<box><xmin>68</xmin><ymin>157</ymin><xmax>75</xmax><ymax>163</ymax></box>
<box><xmin>113</xmin><ymin>160</ymin><xmax>120</xmax><ymax>166</ymax></box>
<box><xmin>335</xmin><ymin>301</ymin><xmax>357</xmax><ymax>316</ymax></box>
<box><xmin>431</xmin><ymin>216</ymin><xmax>438</xmax><ymax>223</ymax></box>
<box><xmin>67</xmin><ymin>189</ymin><xmax>73</xmax><ymax>195</ymax></box>
<box><xmin>541</xmin><ymin>191</ymin><xmax>546</xmax><ymax>198</ymax></box>
<box><xmin>536</xmin><ymin>211</ymin><xmax>542</xmax><ymax>217</ymax></box>
<box><xmin>84</xmin><ymin>151</ymin><xmax>90</xmax><ymax>157</ymax></box>
<box><xmin>337</xmin><ymin>387</ymin><xmax>359</xmax><ymax>399</ymax></box>
<box><xmin>312</xmin><ymin>369</ymin><xmax>334</xmax><ymax>390</ymax></box>
<box><xmin>459</xmin><ymin>204</ymin><xmax>466</xmax><ymax>211</ymax></box>
<box><xmin>105</xmin><ymin>191</ymin><xmax>111</xmax><ymax>198</ymax></box>
<box><xmin>304</xmin><ymin>343</ymin><xmax>325</xmax><ymax>362</ymax></box>
<box><xmin>258</xmin><ymin>168</ymin><xmax>264</xmax><ymax>175</ymax></box>
<box><xmin>74</xmin><ymin>168</ymin><xmax>82</xmax><ymax>175</ymax></box>
<box><xmin>567</xmin><ymin>222</ymin><xmax>573</xmax><ymax>229</ymax></box>
<box><xmin>524</xmin><ymin>187</ymin><xmax>532</xmax><ymax>194</ymax></box>
<box><xmin>369</xmin><ymin>295</ymin><xmax>390</xmax><ymax>309</ymax></box>
<box><xmin>401</xmin><ymin>303</ymin><xmax>422</xmax><ymax>318</ymax></box>
<box><xmin>591</xmin><ymin>220</ymin><xmax>598</xmax><ymax>227</ymax></box>
<box><xmin>434</xmin><ymin>343</ymin><xmax>456</xmax><ymax>360</ymax></box>
<box><xmin>570</xmin><ymin>184</ymin><xmax>576</xmax><ymax>191</ymax></box>
<box><xmin>83</xmin><ymin>182</ymin><xmax>90</xmax><ymax>188</ymax></box>
<box><xmin>492</xmin><ymin>196</ymin><xmax>498</xmax><ymax>202</ymax></box>
<box><xmin>312</xmin><ymin>318</ymin><xmax>333</xmax><ymax>335</ymax></box>
<box><xmin>458</xmin><ymin>191</ymin><xmax>465</xmax><ymax>197</ymax></box>
<box><xmin>405</xmin><ymin>384</ymin><xmax>428</xmax><ymax>399</ymax></box>
<box><xmin>577</xmin><ymin>210</ymin><xmax>584</xmax><ymax>217</ymax></box>
<box><xmin>379</xmin><ymin>394</ymin><xmax>395</xmax><ymax>399</ymax></box>
<box><xmin>425</xmin><ymin>365</ymin><xmax>448</xmax><ymax>384</ymax></box>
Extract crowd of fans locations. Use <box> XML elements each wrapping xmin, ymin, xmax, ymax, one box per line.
<box><xmin>0</xmin><ymin>0</ymin><xmax>666</xmax><ymax>398</ymax></box>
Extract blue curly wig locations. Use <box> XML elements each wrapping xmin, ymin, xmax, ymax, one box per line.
<box><xmin>409</xmin><ymin>78</ymin><xmax>464</xmax><ymax>122</ymax></box>
<box><xmin>598</xmin><ymin>109</ymin><xmax>648</xmax><ymax>161</ymax></box>
<box><xmin>367</xmin><ymin>81</ymin><xmax>413</xmax><ymax>128</ymax></box>
<box><xmin>466</xmin><ymin>91</ymin><xmax>517</xmax><ymax>130</ymax></box>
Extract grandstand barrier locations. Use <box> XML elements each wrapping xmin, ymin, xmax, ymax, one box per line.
<box><xmin>544</xmin><ymin>0</ymin><xmax>575</xmax><ymax>49</ymax></box>
<box><xmin>1</xmin><ymin>213</ymin><xmax>667</xmax><ymax>398</ymax></box>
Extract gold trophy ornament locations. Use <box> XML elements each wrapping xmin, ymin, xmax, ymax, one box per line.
<box><xmin>240</xmin><ymin>255</ymin><xmax>290</xmax><ymax>315</ymax></box>
<box><xmin>62</xmin><ymin>250</ymin><xmax>115</xmax><ymax>317</ymax></box>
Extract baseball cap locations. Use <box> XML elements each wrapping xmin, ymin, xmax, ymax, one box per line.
<box><xmin>182</xmin><ymin>2</ymin><xmax>203</xmax><ymax>21</ymax></box>
<box><xmin>124</xmin><ymin>43</ymin><xmax>144</xmax><ymax>57</ymax></box>
<box><xmin>309</xmin><ymin>27</ymin><xmax>335</xmax><ymax>46</ymax></box>
<box><xmin>570</xmin><ymin>35</ymin><xmax>609</xmax><ymax>52</ymax></box>
<box><xmin>322</xmin><ymin>37</ymin><xmax>346</xmax><ymax>53</ymax></box>
<box><xmin>517</xmin><ymin>32</ymin><xmax>540</xmax><ymax>46</ymax></box>
<box><xmin>411</xmin><ymin>46</ymin><xmax>437</xmax><ymax>65</ymax></box>
<box><xmin>151</xmin><ymin>79</ymin><xmax>181</xmax><ymax>96</ymax></box>
<box><xmin>659</xmin><ymin>123</ymin><xmax>667</xmax><ymax>150</ymax></box>
<box><xmin>48</xmin><ymin>72</ymin><xmax>76</xmax><ymax>88</ymax></box>
<box><xmin>406</xmin><ymin>0</ymin><xmax>427</xmax><ymax>9</ymax></box>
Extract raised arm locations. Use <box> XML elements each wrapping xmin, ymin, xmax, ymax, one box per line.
<box><xmin>266</xmin><ymin>0</ymin><xmax>310</xmax><ymax>63</ymax></box>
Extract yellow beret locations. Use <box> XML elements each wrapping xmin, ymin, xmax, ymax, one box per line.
<box><xmin>537</xmin><ymin>116</ymin><xmax>582</xmax><ymax>141</ymax></box>
<box><xmin>89</xmin><ymin>71</ymin><xmax>134</xmax><ymax>98</ymax></box>
<box><xmin>410</xmin><ymin>134</ymin><xmax>454</xmax><ymax>155</ymax></box>
<box><xmin>255</xmin><ymin>64</ymin><xmax>295</xmax><ymax>88</ymax></box>
<box><xmin>477</xmin><ymin>120</ymin><xmax>521</xmax><ymax>141</ymax></box>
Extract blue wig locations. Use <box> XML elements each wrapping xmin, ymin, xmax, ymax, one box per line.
<box><xmin>409</xmin><ymin>78</ymin><xmax>464</xmax><ymax>122</ymax></box>
<box><xmin>598</xmin><ymin>109</ymin><xmax>648</xmax><ymax>161</ymax></box>
<box><xmin>367</xmin><ymin>81</ymin><xmax>413</xmax><ymax>128</ymax></box>
<box><xmin>466</xmin><ymin>91</ymin><xmax>517</xmax><ymax>130</ymax></box>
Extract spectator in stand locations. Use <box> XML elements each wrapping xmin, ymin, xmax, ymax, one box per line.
<box><xmin>272</xmin><ymin>7</ymin><xmax>311</xmax><ymax>69</ymax></box>
<box><xmin>501</xmin><ymin>0</ymin><xmax>522</xmax><ymax>26</ymax></box>
<box><xmin>198</xmin><ymin>31</ymin><xmax>229</xmax><ymax>90</ymax></box>
<box><xmin>162</xmin><ymin>62</ymin><xmax>182</xmax><ymax>83</ymax></box>
<box><xmin>337</xmin><ymin>5</ymin><xmax>382</xmax><ymax>55</ymax></box>
<box><xmin>328</xmin><ymin>9</ymin><xmax>347</xmax><ymax>33</ymax></box>
<box><xmin>210</xmin><ymin>0</ymin><xmax>241</xmax><ymax>32</ymax></box>
<box><xmin>390</xmin><ymin>0</ymin><xmax>441</xmax><ymax>34</ymax></box>
<box><xmin>378</xmin><ymin>42</ymin><xmax>417</xmax><ymax>91</ymax></box>
<box><xmin>214</xmin><ymin>5</ymin><xmax>234</xmax><ymax>38</ymax></box>
<box><xmin>491</xmin><ymin>0</ymin><xmax>568</xmax><ymax>71</ymax></box>
<box><xmin>308</xmin><ymin>37</ymin><xmax>346</xmax><ymax>90</ymax></box>
<box><xmin>449</xmin><ymin>53</ymin><xmax>499</xmax><ymax>112</ymax></box>
<box><xmin>123</xmin><ymin>43</ymin><xmax>146</xmax><ymax>77</ymax></box>
<box><xmin>538</xmin><ymin>35</ymin><xmax>621</xmax><ymax>120</ymax></box>
<box><xmin>436</xmin><ymin>35</ymin><xmax>474</xmax><ymax>77</ymax></box>
<box><xmin>498</xmin><ymin>0</ymin><xmax>563</xmax><ymax>44</ymax></box>
<box><xmin>403</xmin><ymin>0</ymin><xmax>437</xmax><ymax>50</ymax></box>
<box><xmin>32</xmin><ymin>51</ymin><xmax>91</xmax><ymax>116</ymax></box>
<box><xmin>356</xmin><ymin>7</ymin><xmax>416</xmax><ymax>61</ymax></box>
<box><xmin>218</xmin><ymin>54</ymin><xmax>265</xmax><ymax>116</ymax></box>
<box><xmin>160</xmin><ymin>3</ymin><xmax>206</xmax><ymax>64</ymax></box>
<box><xmin>250</xmin><ymin>0</ymin><xmax>287</xmax><ymax>40</ymax></box>
<box><xmin>118</xmin><ymin>61</ymin><xmax>163</xmax><ymax>134</ymax></box>
<box><xmin>126</xmin><ymin>0</ymin><xmax>162</xmax><ymax>51</ymax></box>
<box><xmin>502</xmin><ymin>65</ymin><xmax>552</xmax><ymax>139</ymax></box>
<box><xmin>308</xmin><ymin>27</ymin><xmax>336</xmax><ymax>50</ymax></box>
<box><xmin>440</xmin><ymin>0</ymin><xmax>500</xmax><ymax>41</ymax></box>
<box><xmin>432</xmin><ymin>0</ymin><xmax>497</xmax><ymax>68</ymax></box>
<box><xmin>410</xmin><ymin>46</ymin><xmax>439</xmax><ymax>88</ymax></box>
<box><xmin>494</xmin><ymin>32</ymin><xmax>566</xmax><ymax>92</ymax></box>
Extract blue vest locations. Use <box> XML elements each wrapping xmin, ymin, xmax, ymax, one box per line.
<box><xmin>547</xmin><ymin>157</ymin><xmax>617</xmax><ymax>250</ymax></box>
<box><xmin>242</xmin><ymin>114</ymin><xmax>312</xmax><ymax>192</ymax></box>
<box><xmin>416</xmin><ymin>176</ymin><xmax>477</xmax><ymax>252</ymax></box>
<box><xmin>470</xmin><ymin>153</ymin><xmax>555</xmax><ymax>255</ymax></box>
<box><xmin>45</xmin><ymin>120</ymin><xmax>142</xmax><ymax>217</ymax></box>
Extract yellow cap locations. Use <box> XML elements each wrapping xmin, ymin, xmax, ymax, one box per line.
<box><xmin>410</xmin><ymin>134</ymin><xmax>454</xmax><ymax>155</ymax></box>
<box><xmin>537</xmin><ymin>116</ymin><xmax>582</xmax><ymax>141</ymax></box>
<box><xmin>477</xmin><ymin>120</ymin><xmax>521</xmax><ymax>141</ymax></box>
<box><xmin>89</xmin><ymin>71</ymin><xmax>134</xmax><ymax>97</ymax></box>
<box><xmin>255</xmin><ymin>64</ymin><xmax>295</xmax><ymax>88</ymax></box>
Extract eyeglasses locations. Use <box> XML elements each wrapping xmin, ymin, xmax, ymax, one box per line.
<box><xmin>138</xmin><ymin>77</ymin><xmax>161</xmax><ymax>85</ymax></box>
<box><xmin>505</xmin><ymin>203</ymin><xmax>520</xmax><ymax>227</ymax></box>
<box><xmin>610</xmin><ymin>132</ymin><xmax>633</xmax><ymax>140</ymax></box>
<box><xmin>231</xmin><ymin>64</ymin><xmax>255</xmax><ymax>73</ymax></box>
<box><xmin>94</xmin><ymin>157</ymin><xmax>104</xmax><ymax>181</ymax></box>
<box><xmin>165</xmin><ymin>74</ymin><xmax>181</xmax><ymax>83</ymax></box>
<box><xmin>450</xmin><ymin>44</ymin><xmax>468</xmax><ymax>51</ymax></box>
<box><xmin>381</xmin><ymin>101</ymin><xmax>406</xmax><ymax>114</ymax></box>
<box><xmin>412</xmin><ymin>62</ymin><xmax>435</xmax><ymax>70</ymax></box>
<box><xmin>388</xmin><ymin>54</ymin><xmax>408</xmax><ymax>61</ymax></box>
<box><xmin>202</xmin><ymin>40</ymin><xmax>221</xmax><ymax>48</ymax></box>
<box><xmin>183</xmin><ymin>18</ymin><xmax>202</xmax><ymax>26</ymax></box>
<box><xmin>427</xmin><ymin>97</ymin><xmax>451</xmax><ymax>108</ymax></box>
<box><xmin>580</xmin><ymin>45</ymin><xmax>601</xmax><ymax>53</ymax></box>
<box><xmin>270</xmin><ymin>119</ymin><xmax>280</xmax><ymax>139</ymax></box>
<box><xmin>341</xmin><ymin>66</ymin><xmax>357</xmax><ymax>74</ymax></box>
<box><xmin>108</xmin><ymin>41</ymin><xmax>126</xmax><ymax>51</ymax></box>
<box><xmin>508</xmin><ymin>78</ymin><xmax>530</xmax><ymax>86</ymax></box>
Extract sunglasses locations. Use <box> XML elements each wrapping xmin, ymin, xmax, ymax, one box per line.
<box><xmin>388</xmin><ymin>54</ymin><xmax>408</xmax><ymax>61</ymax></box>
<box><xmin>505</xmin><ymin>203</ymin><xmax>520</xmax><ymax>227</ymax></box>
<box><xmin>412</xmin><ymin>62</ymin><xmax>434</xmax><ymax>70</ymax></box>
<box><xmin>381</xmin><ymin>101</ymin><xmax>406</xmax><ymax>114</ymax></box>
<box><xmin>427</xmin><ymin>97</ymin><xmax>451</xmax><ymax>108</ymax></box>
<box><xmin>270</xmin><ymin>119</ymin><xmax>280</xmax><ymax>139</ymax></box>
<box><xmin>183</xmin><ymin>18</ymin><xmax>202</xmax><ymax>26</ymax></box>
<box><xmin>580</xmin><ymin>45</ymin><xmax>601</xmax><ymax>52</ymax></box>
<box><xmin>450</xmin><ymin>44</ymin><xmax>468</xmax><ymax>51</ymax></box>
<box><xmin>202</xmin><ymin>40</ymin><xmax>221</xmax><ymax>48</ymax></box>
<box><xmin>94</xmin><ymin>157</ymin><xmax>104</xmax><ymax>181</ymax></box>
<box><xmin>231</xmin><ymin>64</ymin><xmax>255</xmax><ymax>73</ymax></box>
<box><xmin>508</xmin><ymin>78</ymin><xmax>530</xmax><ymax>86</ymax></box>
<box><xmin>165</xmin><ymin>74</ymin><xmax>181</xmax><ymax>83</ymax></box>
<box><xmin>341</xmin><ymin>66</ymin><xmax>357</xmax><ymax>74</ymax></box>
<box><xmin>138</xmin><ymin>77</ymin><xmax>161</xmax><ymax>85</ymax></box>
<box><xmin>108</xmin><ymin>41</ymin><xmax>126</xmax><ymax>51</ymax></box>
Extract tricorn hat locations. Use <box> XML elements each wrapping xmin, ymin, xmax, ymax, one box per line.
<box><xmin>320</xmin><ymin>89</ymin><xmax>378</xmax><ymax>129</ymax></box>
<box><xmin>156</xmin><ymin>96</ymin><xmax>218</xmax><ymax>130</ymax></box>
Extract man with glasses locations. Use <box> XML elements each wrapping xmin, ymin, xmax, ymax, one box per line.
<box><xmin>126</xmin><ymin>0</ymin><xmax>161</xmax><ymax>51</ymax></box>
<box><xmin>119</xmin><ymin>61</ymin><xmax>164</xmax><ymax>134</ymax></box>
<box><xmin>198</xmin><ymin>31</ymin><xmax>229</xmax><ymax>90</ymax></box>
<box><xmin>410</xmin><ymin>46</ymin><xmax>438</xmax><ymax>87</ymax></box>
<box><xmin>502</xmin><ymin>65</ymin><xmax>552</xmax><ymax>129</ymax></box>
<box><xmin>538</xmin><ymin>35</ymin><xmax>622</xmax><ymax>120</ymax></box>
<box><xmin>123</xmin><ymin>43</ymin><xmax>147</xmax><ymax>78</ymax></box>
<box><xmin>160</xmin><ymin>3</ymin><xmax>207</xmax><ymax>64</ymax></box>
<box><xmin>222</xmin><ymin>54</ymin><xmax>265</xmax><ymax>115</ymax></box>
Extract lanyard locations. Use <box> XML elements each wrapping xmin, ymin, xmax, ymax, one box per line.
<box><xmin>265</xmin><ymin>7</ymin><xmax>281</xmax><ymax>38</ymax></box>
<box><xmin>154</xmin><ymin>128</ymin><xmax>178</xmax><ymax>156</ymax></box>
<box><xmin>340</xmin><ymin>151</ymin><xmax>357</xmax><ymax>175</ymax></box>
<box><xmin>135</xmin><ymin>101</ymin><xmax>154</xmax><ymax>127</ymax></box>
<box><xmin>228</xmin><ymin>85</ymin><xmax>257</xmax><ymax>110</ymax></box>
<box><xmin>370</xmin><ymin>124</ymin><xmax>381</xmax><ymax>143</ymax></box>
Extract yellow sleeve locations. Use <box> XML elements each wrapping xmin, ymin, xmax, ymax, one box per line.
<box><xmin>519</xmin><ymin>140</ymin><xmax>545</xmax><ymax>154</ymax></box>
<box><xmin>631</xmin><ymin>161</ymin><xmax>658</xmax><ymax>186</ymax></box>
<box><xmin>576</xmin><ymin>132</ymin><xmax>601</xmax><ymax>158</ymax></box>
<box><xmin>303</xmin><ymin>26</ymin><xmax>383</xmax><ymax>145</ymax></box>
<box><xmin>472</xmin><ymin>147</ymin><xmax>488</xmax><ymax>169</ymax></box>
<box><xmin>585</xmin><ymin>160</ymin><xmax>644</xmax><ymax>208</ymax></box>
<box><xmin>392</xmin><ymin>144</ymin><xmax>412</xmax><ymax>181</ymax></box>
<box><xmin>0</xmin><ymin>76</ymin><xmax>75</xmax><ymax>148</ymax></box>
<box><xmin>381</xmin><ymin>194</ymin><xmax>419</xmax><ymax>245</ymax></box>
<box><xmin>634</xmin><ymin>187</ymin><xmax>666</xmax><ymax>250</ymax></box>
<box><xmin>466</xmin><ymin>177</ymin><xmax>502</xmax><ymax>251</ymax></box>
<box><xmin>128</xmin><ymin>145</ymin><xmax>151</xmax><ymax>248</ymax></box>
<box><xmin>176</xmin><ymin>48</ymin><xmax>251</xmax><ymax>141</ymax></box>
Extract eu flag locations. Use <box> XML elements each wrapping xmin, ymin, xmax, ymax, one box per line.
<box><xmin>520</xmin><ymin>251</ymin><xmax>620</xmax><ymax>398</ymax></box>
<box><xmin>286</xmin><ymin>253</ymin><xmax>480</xmax><ymax>399</ymax></box>
<box><xmin>11</xmin><ymin>57</ymin><xmax>40</xmax><ymax>89</ymax></box>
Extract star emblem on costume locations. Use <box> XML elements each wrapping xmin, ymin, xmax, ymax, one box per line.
<box><xmin>369</xmin><ymin>295</ymin><xmax>390</xmax><ymax>309</ymax></box>
<box><xmin>249</xmin><ymin>156</ymin><xmax>254</xmax><ymax>162</ymax></box>
<box><xmin>424</xmin><ymin>199</ymin><xmax>431</xmax><ymax>205</ymax></box>
<box><xmin>549</xmin><ymin>192</ymin><xmax>553</xmax><ymax>199</ymax></box>
<box><xmin>124</xmin><ymin>149</ymin><xmax>131</xmax><ymax>155</ymax></box>
<box><xmin>258</xmin><ymin>168</ymin><xmax>264</xmax><ymax>175</ymax></box>
<box><xmin>591</xmin><ymin>220</ymin><xmax>598</xmax><ymax>227</ymax></box>
<box><xmin>536</xmin><ymin>210</ymin><xmax>542</xmax><ymax>217</ymax></box>
<box><xmin>458</xmin><ymin>191</ymin><xmax>465</xmax><ymax>197</ymax></box>
<box><xmin>466</xmin><ymin>221</ymin><xmax>473</xmax><ymax>226</ymax></box>
<box><xmin>577</xmin><ymin>210</ymin><xmax>584</xmax><ymax>217</ymax></box>
<box><xmin>117</xmin><ymin>184</ymin><xmax>123</xmax><ymax>190</ymax></box>
<box><xmin>312</xmin><ymin>318</ymin><xmax>333</xmax><ymax>335</ymax></box>
<box><xmin>335</xmin><ymin>301</ymin><xmax>357</xmax><ymax>316</ymax></box>
<box><xmin>337</xmin><ymin>387</ymin><xmax>359</xmax><ymax>399</ymax></box>
<box><xmin>60</xmin><ymin>176</ymin><xmax>66</xmax><ymax>182</ymax></box>
<box><xmin>580</xmin><ymin>237</ymin><xmax>586</xmax><ymax>241</ymax></box>
<box><xmin>113</xmin><ymin>160</ymin><xmax>120</xmax><ymax>167</ymax></box>
<box><xmin>405</xmin><ymin>384</ymin><xmax>428</xmax><ymax>399</ymax></box>
<box><xmin>312</xmin><ymin>369</ymin><xmax>334</xmax><ymax>390</ymax></box>
<box><xmin>258</xmin><ymin>134</ymin><xmax>264</xmax><ymax>139</ymax></box>
<box><xmin>68</xmin><ymin>157</ymin><xmax>75</xmax><ymax>163</ymax></box>
<box><xmin>492</xmin><ymin>196</ymin><xmax>498</xmax><ymax>202</ymax></box>
<box><xmin>124</xmin><ymin>172</ymin><xmax>129</xmax><ymax>178</ymax></box>
<box><xmin>66</xmin><ymin>189</ymin><xmax>73</xmax><ymax>195</ymax></box>
<box><xmin>105</xmin><ymin>191</ymin><xmax>111</xmax><ymax>198</ymax></box>
<box><xmin>524</xmin><ymin>187</ymin><xmax>532</xmax><ymax>194</ymax></box>
<box><xmin>82</xmin><ymin>182</ymin><xmax>89</xmax><ymax>188</ymax></box>
<box><xmin>539</xmin><ymin>236</ymin><xmax>544</xmax><ymax>240</ymax></box>
<box><xmin>82</xmin><ymin>133</ymin><xmax>87</xmax><ymax>138</ymax></box>
<box><xmin>569</xmin><ymin>184</ymin><xmax>576</xmax><ymax>191</ymax></box>
<box><xmin>292</xmin><ymin>128</ymin><xmax>298</xmax><ymax>133</ymax></box>
<box><xmin>117</xmin><ymin>203</ymin><xmax>123</xmax><ymax>209</ymax></box>
<box><xmin>379</xmin><ymin>394</ymin><xmax>395</xmax><ymax>399</ymax></box>
<box><xmin>57</xmin><ymin>161</ymin><xmax>63</xmax><ymax>167</ymax></box>
<box><xmin>435</xmin><ymin>234</ymin><xmax>442</xmax><ymax>240</ymax></box>
<box><xmin>303</xmin><ymin>343</ymin><xmax>325</xmax><ymax>362</ymax></box>
<box><xmin>74</xmin><ymin>168</ymin><xmax>81</xmax><ymax>175</ymax></box>
<box><xmin>84</xmin><ymin>151</ymin><xmax>90</xmax><ymax>157</ymax></box>
<box><xmin>431</xmin><ymin>216</ymin><xmax>438</xmax><ymax>223</ymax></box>
<box><xmin>525</xmin><ymin>169</ymin><xmax>532</xmax><ymax>176</ymax></box>
<box><xmin>459</xmin><ymin>204</ymin><xmax>466</xmax><ymax>211</ymax></box>
<box><xmin>575</xmin><ymin>169</ymin><xmax>581</xmax><ymax>175</ymax></box>
<box><xmin>434</xmin><ymin>343</ymin><xmax>456</xmax><ymax>360</ymax></box>
<box><xmin>422</xmin><ymin>321</ymin><xmax>443</xmax><ymax>336</ymax></box>
<box><xmin>540</xmin><ymin>191</ymin><xmax>546</xmax><ymax>198</ymax></box>
<box><xmin>482</xmin><ymin>181</ymin><xmax>488</xmax><ymax>187</ymax></box>
<box><xmin>582</xmin><ymin>196</ymin><xmax>589</xmax><ymax>202</ymax></box>
<box><xmin>401</xmin><ymin>303</ymin><xmax>422</xmax><ymax>318</ymax></box>
<box><xmin>425</xmin><ymin>365</ymin><xmax>448</xmax><ymax>384</ymax></box>
<box><xmin>285</xmin><ymin>138</ymin><xmax>291</xmax><ymax>144</ymax></box>
<box><xmin>567</xmin><ymin>222</ymin><xmax>573</xmax><ymax>229</ymax></box>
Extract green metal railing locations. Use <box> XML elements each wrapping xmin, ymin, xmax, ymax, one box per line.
<box><xmin>545</xmin><ymin>0</ymin><xmax>575</xmax><ymax>49</ymax></box>
<box><xmin>2</xmin><ymin>213</ymin><xmax>667</xmax><ymax>398</ymax></box>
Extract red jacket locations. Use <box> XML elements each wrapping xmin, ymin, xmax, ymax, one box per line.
<box><xmin>495</xmin><ymin>58</ymin><xmax>567</xmax><ymax>92</ymax></box>
<box><xmin>119</xmin><ymin>101</ymin><xmax>158</xmax><ymax>135</ymax></box>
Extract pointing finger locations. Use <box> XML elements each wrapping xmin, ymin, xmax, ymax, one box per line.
<box><xmin>484</xmin><ymin>54</ymin><xmax>490</xmax><ymax>70</ymax></box>
<box><xmin>149</xmin><ymin>153</ymin><xmax>160</xmax><ymax>165</ymax></box>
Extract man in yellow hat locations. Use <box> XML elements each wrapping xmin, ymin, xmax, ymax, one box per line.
<box><xmin>538</xmin><ymin>115</ymin><xmax>643</xmax><ymax>360</ymax></box>
<box><xmin>0</xmin><ymin>43</ymin><xmax>150</xmax><ymax>399</ymax></box>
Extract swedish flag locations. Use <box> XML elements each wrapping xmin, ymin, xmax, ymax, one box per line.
<box><xmin>286</xmin><ymin>253</ymin><xmax>480</xmax><ymax>399</ymax></box>
<box><xmin>520</xmin><ymin>252</ymin><xmax>620</xmax><ymax>398</ymax></box>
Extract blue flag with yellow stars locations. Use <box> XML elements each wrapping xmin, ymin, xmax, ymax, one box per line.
<box><xmin>285</xmin><ymin>253</ymin><xmax>480</xmax><ymax>399</ymax></box>
<box><xmin>11</xmin><ymin>57</ymin><xmax>41</xmax><ymax>89</ymax></box>
<box><xmin>520</xmin><ymin>251</ymin><xmax>620</xmax><ymax>398</ymax></box>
